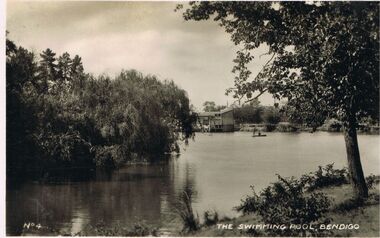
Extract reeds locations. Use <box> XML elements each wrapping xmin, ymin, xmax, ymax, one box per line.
<box><xmin>176</xmin><ymin>188</ymin><xmax>199</xmax><ymax>233</ymax></box>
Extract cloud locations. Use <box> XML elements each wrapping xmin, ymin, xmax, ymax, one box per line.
<box><xmin>6</xmin><ymin>1</ymin><xmax>274</xmax><ymax>109</ymax></box>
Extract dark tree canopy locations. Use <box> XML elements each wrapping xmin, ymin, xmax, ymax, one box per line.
<box><xmin>180</xmin><ymin>1</ymin><xmax>379</xmax><ymax>128</ymax></box>
<box><xmin>6</xmin><ymin>37</ymin><xmax>196</xmax><ymax>183</ymax></box>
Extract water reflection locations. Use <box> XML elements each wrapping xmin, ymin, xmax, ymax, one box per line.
<box><xmin>7</xmin><ymin>156</ymin><xmax>197</xmax><ymax>235</ymax></box>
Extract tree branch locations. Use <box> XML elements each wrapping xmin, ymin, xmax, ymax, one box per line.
<box><xmin>242</xmin><ymin>53</ymin><xmax>276</xmax><ymax>104</ymax></box>
<box><xmin>243</xmin><ymin>88</ymin><xmax>268</xmax><ymax>104</ymax></box>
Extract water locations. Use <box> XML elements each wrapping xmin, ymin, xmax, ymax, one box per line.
<box><xmin>7</xmin><ymin>132</ymin><xmax>380</xmax><ymax>235</ymax></box>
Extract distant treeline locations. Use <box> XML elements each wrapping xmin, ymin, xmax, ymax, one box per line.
<box><xmin>201</xmin><ymin>100</ymin><xmax>283</xmax><ymax>124</ymax></box>
<box><xmin>234</xmin><ymin>104</ymin><xmax>282</xmax><ymax>125</ymax></box>
<box><xmin>205</xmin><ymin>100</ymin><xmax>379</xmax><ymax>130</ymax></box>
<box><xmin>6</xmin><ymin>37</ymin><xmax>196</xmax><ymax>182</ymax></box>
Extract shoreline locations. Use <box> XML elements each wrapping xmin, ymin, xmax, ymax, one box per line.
<box><xmin>185</xmin><ymin>180</ymin><xmax>380</xmax><ymax>237</ymax></box>
<box><xmin>238</xmin><ymin>123</ymin><xmax>380</xmax><ymax>134</ymax></box>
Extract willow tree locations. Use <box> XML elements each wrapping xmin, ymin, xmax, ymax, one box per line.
<box><xmin>179</xmin><ymin>1</ymin><xmax>379</xmax><ymax>199</ymax></box>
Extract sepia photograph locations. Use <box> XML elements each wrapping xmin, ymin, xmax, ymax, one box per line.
<box><xmin>5</xmin><ymin>1</ymin><xmax>380</xmax><ymax>237</ymax></box>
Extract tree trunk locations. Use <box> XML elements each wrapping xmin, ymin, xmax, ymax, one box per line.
<box><xmin>343</xmin><ymin>122</ymin><xmax>368</xmax><ymax>199</ymax></box>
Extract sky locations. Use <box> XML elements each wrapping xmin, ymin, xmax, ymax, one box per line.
<box><xmin>6</xmin><ymin>1</ymin><xmax>274</xmax><ymax>110</ymax></box>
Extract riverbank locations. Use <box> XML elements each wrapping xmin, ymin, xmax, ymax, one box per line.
<box><xmin>21</xmin><ymin>181</ymin><xmax>379</xmax><ymax>237</ymax></box>
<box><xmin>186</xmin><ymin>179</ymin><xmax>380</xmax><ymax>237</ymax></box>
<box><xmin>239</xmin><ymin>122</ymin><xmax>380</xmax><ymax>134</ymax></box>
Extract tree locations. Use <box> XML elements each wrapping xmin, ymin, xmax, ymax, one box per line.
<box><xmin>71</xmin><ymin>55</ymin><xmax>84</xmax><ymax>79</ymax></box>
<box><xmin>38</xmin><ymin>48</ymin><xmax>58</xmax><ymax>93</ymax></box>
<box><xmin>202</xmin><ymin>101</ymin><xmax>216</xmax><ymax>112</ymax></box>
<box><xmin>70</xmin><ymin>55</ymin><xmax>86</xmax><ymax>94</ymax></box>
<box><xmin>6</xmin><ymin>38</ymin><xmax>39</xmax><ymax>180</ymax></box>
<box><xmin>215</xmin><ymin>105</ymin><xmax>227</xmax><ymax>111</ymax></box>
<box><xmin>179</xmin><ymin>2</ymin><xmax>379</xmax><ymax>199</ymax></box>
<box><xmin>57</xmin><ymin>52</ymin><xmax>73</xmax><ymax>89</ymax></box>
<box><xmin>202</xmin><ymin>101</ymin><xmax>226</xmax><ymax>112</ymax></box>
<box><xmin>6</xmin><ymin>37</ymin><xmax>196</xmax><ymax>182</ymax></box>
<box><xmin>234</xmin><ymin>104</ymin><xmax>263</xmax><ymax>124</ymax></box>
<box><xmin>262</xmin><ymin>107</ymin><xmax>281</xmax><ymax>125</ymax></box>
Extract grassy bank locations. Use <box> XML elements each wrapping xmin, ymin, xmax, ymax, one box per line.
<box><xmin>190</xmin><ymin>184</ymin><xmax>379</xmax><ymax>237</ymax></box>
<box><xmin>176</xmin><ymin>164</ymin><xmax>379</xmax><ymax>237</ymax></box>
<box><xmin>180</xmin><ymin>164</ymin><xmax>380</xmax><ymax>237</ymax></box>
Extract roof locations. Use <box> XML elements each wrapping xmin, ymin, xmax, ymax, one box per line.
<box><xmin>198</xmin><ymin>112</ymin><xmax>217</xmax><ymax>117</ymax></box>
<box><xmin>197</xmin><ymin>107</ymin><xmax>234</xmax><ymax>117</ymax></box>
<box><xmin>220</xmin><ymin>107</ymin><xmax>234</xmax><ymax>114</ymax></box>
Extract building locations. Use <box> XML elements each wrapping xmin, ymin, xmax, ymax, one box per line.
<box><xmin>197</xmin><ymin>107</ymin><xmax>234</xmax><ymax>132</ymax></box>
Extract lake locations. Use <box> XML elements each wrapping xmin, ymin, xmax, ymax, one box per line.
<box><xmin>6</xmin><ymin>132</ymin><xmax>380</xmax><ymax>235</ymax></box>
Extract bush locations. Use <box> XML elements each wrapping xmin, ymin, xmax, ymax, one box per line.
<box><xmin>236</xmin><ymin>175</ymin><xmax>331</xmax><ymax>236</ymax></box>
<box><xmin>301</xmin><ymin>163</ymin><xmax>349</xmax><ymax>191</ymax></box>
<box><xmin>366</xmin><ymin>174</ymin><xmax>380</xmax><ymax>189</ymax></box>
<box><xmin>177</xmin><ymin>189</ymin><xmax>200</xmax><ymax>233</ymax></box>
<box><xmin>264</xmin><ymin>124</ymin><xmax>276</xmax><ymax>132</ymax></box>
<box><xmin>276</xmin><ymin>123</ymin><xmax>299</xmax><ymax>132</ymax></box>
<box><xmin>203</xmin><ymin>210</ymin><xmax>219</xmax><ymax>226</ymax></box>
<box><xmin>262</xmin><ymin>107</ymin><xmax>281</xmax><ymax>125</ymax></box>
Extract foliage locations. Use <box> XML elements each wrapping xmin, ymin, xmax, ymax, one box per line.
<box><xmin>275</xmin><ymin>122</ymin><xmax>299</xmax><ymax>132</ymax></box>
<box><xmin>6</xmin><ymin>41</ymin><xmax>40</xmax><ymax>179</ymax></box>
<box><xmin>300</xmin><ymin>165</ymin><xmax>378</xmax><ymax>192</ymax></box>
<box><xmin>365</xmin><ymin>174</ymin><xmax>380</xmax><ymax>190</ymax></box>
<box><xmin>318</xmin><ymin>119</ymin><xmax>343</xmax><ymax>132</ymax></box>
<box><xmin>234</xmin><ymin>164</ymin><xmax>378</xmax><ymax>236</ymax></box>
<box><xmin>177</xmin><ymin>189</ymin><xmax>200</xmax><ymax>233</ymax></box>
<box><xmin>202</xmin><ymin>101</ymin><xmax>216</xmax><ymax>112</ymax></box>
<box><xmin>301</xmin><ymin>164</ymin><xmax>349</xmax><ymax>191</ymax></box>
<box><xmin>234</xmin><ymin>104</ymin><xmax>263</xmax><ymax>124</ymax></box>
<box><xmin>178</xmin><ymin>0</ymin><xmax>379</xmax><ymax>199</ymax></box>
<box><xmin>179</xmin><ymin>1</ymin><xmax>379</xmax><ymax>125</ymax></box>
<box><xmin>236</xmin><ymin>175</ymin><xmax>331</xmax><ymax>236</ymax></box>
<box><xmin>234</xmin><ymin>102</ymin><xmax>282</xmax><ymax>124</ymax></box>
<box><xmin>262</xmin><ymin>106</ymin><xmax>281</xmax><ymax>124</ymax></box>
<box><xmin>6</xmin><ymin>37</ymin><xmax>196</xmax><ymax>181</ymax></box>
<box><xmin>203</xmin><ymin>210</ymin><xmax>219</xmax><ymax>226</ymax></box>
<box><xmin>202</xmin><ymin>101</ymin><xmax>226</xmax><ymax>112</ymax></box>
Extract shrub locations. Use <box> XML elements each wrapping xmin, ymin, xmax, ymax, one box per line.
<box><xmin>203</xmin><ymin>210</ymin><xmax>219</xmax><ymax>226</ymax></box>
<box><xmin>365</xmin><ymin>174</ymin><xmax>380</xmax><ymax>189</ymax></box>
<box><xmin>276</xmin><ymin>123</ymin><xmax>299</xmax><ymax>132</ymax></box>
<box><xmin>236</xmin><ymin>175</ymin><xmax>331</xmax><ymax>236</ymax></box>
<box><xmin>301</xmin><ymin>163</ymin><xmax>349</xmax><ymax>191</ymax></box>
<box><xmin>176</xmin><ymin>189</ymin><xmax>200</xmax><ymax>233</ymax></box>
<box><xmin>264</xmin><ymin>124</ymin><xmax>277</xmax><ymax>132</ymax></box>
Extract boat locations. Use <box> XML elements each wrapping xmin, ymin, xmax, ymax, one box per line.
<box><xmin>252</xmin><ymin>134</ymin><xmax>267</xmax><ymax>137</ymax></box>
<box><xmin>252</xmin><ymin>128</ymin><xmax>266</xmax><ymax>137</ymax></box>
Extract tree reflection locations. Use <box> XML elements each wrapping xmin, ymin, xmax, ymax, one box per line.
<box><xmin>7</xmin><ymin>154</ymin><xmax>199</xmax><ymax>236</ymax></box>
